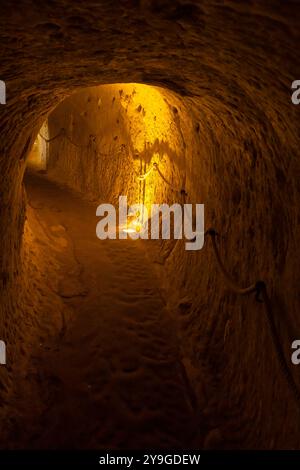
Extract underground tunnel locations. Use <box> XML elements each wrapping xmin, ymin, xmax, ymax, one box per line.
<box><xmin>0</xmin><ymin>0</ymin><xmax>300</xmax><ymax>455</ymax></box>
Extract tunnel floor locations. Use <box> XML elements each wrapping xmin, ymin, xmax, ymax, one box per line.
<box><xmin>4</xmin><ymin>170</ymin><xmax>206</xmax><ymax>449</ymax></box>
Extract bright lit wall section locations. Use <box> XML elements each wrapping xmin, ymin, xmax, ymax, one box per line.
<box><xmin>40</xmin><ymin>84</ymin><xmax>190</xmax><ymax>227</ymax></box>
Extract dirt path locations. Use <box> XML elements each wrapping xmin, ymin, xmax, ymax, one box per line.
<box><xmin>7</xmin><ymin>171</ymin><xmax>200</xmax><ymax>449</ymax></box>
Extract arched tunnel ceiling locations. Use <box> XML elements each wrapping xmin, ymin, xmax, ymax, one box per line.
<box><xmin>0</xmin><ymin>0</ymin><xmax>300</xmax><ymax>154</ymax></box>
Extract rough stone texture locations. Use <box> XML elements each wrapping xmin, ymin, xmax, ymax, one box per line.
<box><xmin>0</xmin><ymin>0</ymin><xmax>300</xmax><ymax>449</ymax></box>
<box><xmin>45</xmin><ymin>83</ymin><xmax>188</xmax><ymax>210</ymax></box>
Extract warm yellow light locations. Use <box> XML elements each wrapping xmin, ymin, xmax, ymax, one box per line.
<box><xmin>121</xmin><ymin>210</ymin><xmax>144</xmax><ymax>234</ymax></box>
<box><xmin>131</xmin><ymin>219</ymin><xmax>142</xmax><ymax>232</ymax></box>
<box><xmin>27</xmin><ymin>121</ymin><xmax>49</xmax><ymax>171</ymax></box>
<box><xmin>107</xmin><ymin>83</ymin><xmax>182</xmax><ymax>216</ymax></box>
<box><xmin>117</xmin><ymin>84</ymin><xmax>176</xmax><ymax>156</ymax></box>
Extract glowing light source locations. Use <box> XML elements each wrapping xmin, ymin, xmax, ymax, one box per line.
<box><xmin>121</xmin><ymin>209</ymin><xmax>144</xmax><ymax>235</ymax></box>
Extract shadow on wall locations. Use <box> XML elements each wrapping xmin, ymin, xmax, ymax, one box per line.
<box><xmin>37</xmin><ymin>83</ymin><xmax>191</xmax><ymax>213</ymax></box>
<box><xmin>134</xmin><ymin>137</ymin><xmax>184</xmax><ymax>169</ymax></box>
